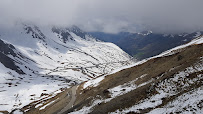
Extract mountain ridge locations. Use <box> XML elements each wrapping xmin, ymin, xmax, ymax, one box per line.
<box><xmin>26</xmin><ymin>36</ymin><xmax>203</xmax><ymax>114</ymax></box>
<box><xmin>0</xmin><ymin>23</ymin><xmax>133</xmax><ymax>113</ymax></box>
<box><xmin>89</xmin><ymin>31</ymin><xmax>203</xmax><ymax>60</ymax></box>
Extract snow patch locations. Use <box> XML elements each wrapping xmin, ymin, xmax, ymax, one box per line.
<box><xmin>83</xmin><ymin>76</ymin><xmax>105</xmax><ymax>89</ymax></box>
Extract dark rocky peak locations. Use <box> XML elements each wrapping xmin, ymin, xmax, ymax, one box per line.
<box><xmin>68</xmin><ymin>25</ymin><xmax>89</xmax><ymax>39</ymax></box>
<box><xmin>0</xmin><ymin>39</ymin><xmax>16</xmax><ymax>56</ymax></box>
<box><xmin>0</xmin><ymin>39</ymin><xmax>24</xmax><ymax>74</ymax></box>
<box><xmin>24</xmin><ymin>25</ymin><xmax>46</xmax><ymax>41</ymax></box>
<box><xmin>52</xmin><ymin>27</ymin><xmax>74</xmax><ymax>43</ymax></box>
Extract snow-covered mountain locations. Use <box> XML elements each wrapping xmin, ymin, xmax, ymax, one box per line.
<box><xmin>0</xmin><ymin>23</ymin><xmax>132</xmax><ymax>112</ymax></box>
<box><xmin>33</xmin><ymin>36</ymin><xmax>203</xmax><ymax>114</ymax></box>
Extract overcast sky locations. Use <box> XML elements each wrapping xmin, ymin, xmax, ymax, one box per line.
<box><xmin>0</xmin><ymin>0</ymin><xmax>203</xmax><ymax>34</ymax></box>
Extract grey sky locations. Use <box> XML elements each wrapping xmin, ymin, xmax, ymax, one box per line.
<box><xmin>0</xmin><ymin>0</ymin><xmax>203</xmax><ymax>33</ymax></box>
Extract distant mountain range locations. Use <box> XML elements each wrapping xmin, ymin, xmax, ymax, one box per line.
<box><xmin>89</xmin><ymin>31</ymin><xmax>203</xmax><ymax>60</ymax></box>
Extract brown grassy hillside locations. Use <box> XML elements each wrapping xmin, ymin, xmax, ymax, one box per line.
<box><xmin>23</xmin><ymin>42</ymin><xmax>203</xmax><ymax>114</ymax></box>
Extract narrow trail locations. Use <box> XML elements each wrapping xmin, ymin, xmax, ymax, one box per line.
<box><xmin>57</xmin><ymin>86</ymin><xmax>77</xmax><ymax>114</ymax></box>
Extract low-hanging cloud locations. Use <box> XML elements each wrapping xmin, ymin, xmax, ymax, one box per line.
<box><xmin>0</xmin><ymin>0</ymin><xmax>203</xmax><ymax>34</ymax></box>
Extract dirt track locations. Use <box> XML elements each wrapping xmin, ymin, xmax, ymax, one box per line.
<box><xmin>57</xmin><ymin>86</ymin><xmax>77</xmax><ymax>114</ymax></box>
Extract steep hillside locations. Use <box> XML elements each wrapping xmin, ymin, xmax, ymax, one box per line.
<box><xmin>90</xmin><ymin>31</ymin><xmax>203</xmax><ymax>60</ymax></box>
<box><xmin>30</xmin><ymin>36</ymin><xmax>203</xmax><ymax>114</ymax></box>
<box><xmin>0</xmin><ymin>23</ymin><xmax>132</xmax><ymax>113</ymax></box>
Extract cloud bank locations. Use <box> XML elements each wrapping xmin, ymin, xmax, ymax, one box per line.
<box><xmin>0</xmin><ymin>0</ymin><xmax>203</xmax><ymax>33</ymax></box>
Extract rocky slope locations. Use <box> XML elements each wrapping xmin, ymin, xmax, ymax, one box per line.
<box><xmin>0</xmin><ymin>23</ymin><xmax>132</xmax><ymax>113</ymax></box>
<box><xmin>28</xmin><ymin>36</ymin><xmax>203</xmax><ymax>114</ymax></box>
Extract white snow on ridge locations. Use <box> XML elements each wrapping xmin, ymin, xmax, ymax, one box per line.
<box><xmin>0</xmin><ymin>24</ymin><xmax>132</xmax><ymax>112</ymax></box>
<box><xmin>0</xmin><ymin>24</ymin><xmax>132</xmax><ymax>80</ymax></box>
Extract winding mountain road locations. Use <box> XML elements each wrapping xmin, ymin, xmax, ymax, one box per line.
<box><xmin>57</xmin><ymin>86</ymin><xmax>77</xmax><ymax>114</ymax></box>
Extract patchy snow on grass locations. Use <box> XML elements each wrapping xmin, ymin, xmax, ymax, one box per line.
<box><xmin>35</xmin><ymin>103</ymin><xmax>43</xmax><ymax>109</ymax></box>
<box><xmin>111</xmin><ymin>91</ymin><xmax>168</xmax><ymax>114</ymax></box>
<box><xmin>148</xmin><ymin>86</ymin><xmax>203</xmax><ymax>114</ymax></box>
<box><xmin>69</xmin><ymin>99</ymin><xmax>102</xmax><ymax>114</ymax></box>
<box><xmin>112</xmin><ymin>58</ymin><xmax>203</xmax><ymax>114</ymax></box>
<box><xmin>39</xmin><ymin>98</ymin><xmax>58</xmax><ymax>110</ymax></box>
<box><xmin>83</xmin><ymin>76</ymin><xmax>105</xmax><ymax>89</ymax></box>
<box><xmin>70</xmin><ymin>37</ymin><xmax>203</xmax><ymax>114</ymax></box>
<box><xmin>109</xmin><ymin>74</ymin><xmax>150</xmax><ymax>98</ymax></box>
<box><xmin>74</xmin><ymin>74</ymin><xmax>153</xmax><ymax>114</ymax></box>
